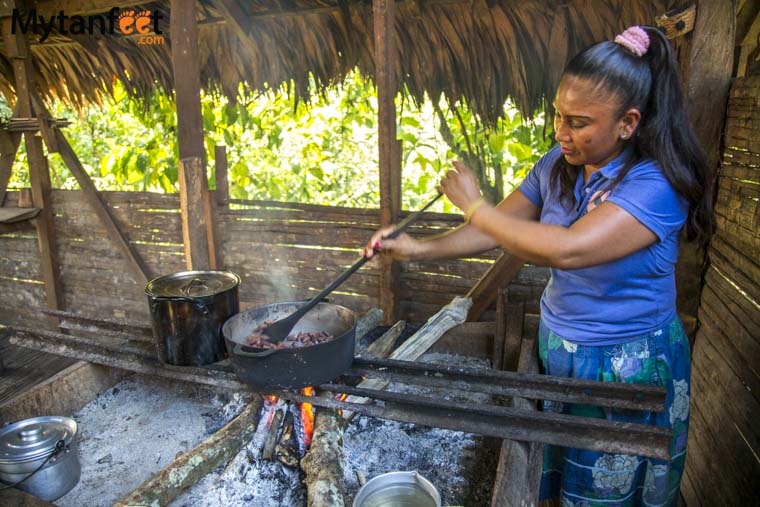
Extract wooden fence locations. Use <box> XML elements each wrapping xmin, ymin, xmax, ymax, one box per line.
<box><xmin>681</xmin><ymin>76</ymin><xmax>760</xmax><ymax>504</ymax></box>
<box><xmin>0</xmin><ymin>191</ymin><xmax>549</xmax><ymax>331</ymax></box>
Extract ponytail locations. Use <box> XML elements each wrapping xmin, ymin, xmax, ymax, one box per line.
<box><xmin>550</xmin><ymin>26</ymin><xmax>715</xmax><ymax>246</ymax></box>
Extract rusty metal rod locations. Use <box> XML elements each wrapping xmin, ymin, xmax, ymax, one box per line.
<box><xmin>10</xmin><ymin>328</ymin><xmax>247</xmax><ymax>390</ymax></box>
<box><xmin>273</xmin><ymin>388</ymin><xmax>671</xmax><ymax>460</ymax></box>
<box><xmin>10</xmin><ymin>327</ymin><xmax>671</xmax><ymax>458</ymax></box>
<box><xmin>41</xmin><ymin>308</ymin><xmax>153</xmax><ymax>337</ymax></box>
<box><xmin>349</xmin><ymin>356</ymin><xmax>666</xmax><ymax>412</ymax></box>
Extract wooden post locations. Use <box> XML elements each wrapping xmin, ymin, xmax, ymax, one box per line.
<box><xmin>493</xmin><ymin>291</ymin><xmax>506</xmax><ymax>370</ymax></box>
<box><xmin>466</xmin><ymin>252</ymin><xmax>525</xmax><ymax>321</ymax></box>
<box><xmin>203</xmin><ymin>189</ymin><xmax>220</xmax><ymax>269</ymax></box>
<box><xmin>0</xmin><ymin>129</ymin><xmax>21</xmax><ymax>206</ymax></box>
<box><xmin>737</xmin><ymin>10</ymin><xmax>760</xmax><ymax>78</ymax></box>
<box><xmin>687</xmin><ymin>0</ymin><xmax>737</xmax><ymax>171</ymax></box>
<box><xmin>171</xmin><ymin>0</ymin><xmax>213</xmax><ymax>270</ymax></box>
<box><xmin>170</xmin><ymin>0</ymin><xmax>205</xmax><ymax>162</ymax></box>
<box><xmin>373</xmin><ymin>0</ymin><xmax>401</xmax><ymax>324</ymax></box>
<box><xmin>502</xmin><ymin>301</ymin><xmax>524</xmax><ymax>372</ymax></box>
<box><xmin>0</xmin><ymin>12</ymin><xmax>63</xmax><ymax>312</ymax></box>
<box><xmin>491</xmin><ymin>334</ymin><xmax>542</xmax><ymax>506</ymax></box>
<box><xmin>26</xmin><ymin>134</ymin><xmax>63</xmax><ymax>310</ymax></box>
<box><xmin>676</xmin><ymin>0</ymin><xmax>737</xmax><ymax>326</ymax></box>
<box><xmin>214</xmin><ymin>145</ymin><xmax>229</xmax><ymax>206</ymax></box>
<box><xmin>179</xmin><ymin>157</ymin><xmax>211</xmax><ymax>269</ymax></box>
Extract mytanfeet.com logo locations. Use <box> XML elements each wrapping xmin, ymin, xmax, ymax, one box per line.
<box><xmin>11</xmin><ymin>7</ymin><xmax>165</xmax><ymax>45</ymax></box>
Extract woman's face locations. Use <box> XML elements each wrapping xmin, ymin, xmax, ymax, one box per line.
<box><xmin>553</xmin><ymin>76</ymin><xmax>638</xmax><ymax>173</ymax></box>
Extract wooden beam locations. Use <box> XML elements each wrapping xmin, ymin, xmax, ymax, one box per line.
<box><xmin>491</xmin><ymin>333</ymin><xmax>542</xmax><ymax>506</ymax></box>
<box><xmin>0</xmin><ymin>129</ymin><xmax>21</xmax><ymax>205</ymax></box>
<box><xmin>50</xmin><ymin>128</ymin><xmax>151</xmax><ymax>285</ymax></box>
<box><xmin>170</xmin><ymin>0</ymin><xmax>205</xmax><ymax>162</ymax></box>
<box><xmin>208</xmin><ymin>145</ymin><xmax>228</xmax><ymax>268</ymax></box>
<box><xmin>492</xmin><ymin>290</ymin><xmax>506</xmax><ymax>370</ymax></box>
<box><xmin>466</xmin><ymin>252</ymin><xmax>525</xmax><ymax>321</ymax></box>
<box><xmin>214</xmin><ymin>144</ymin><xmax>229</xmax><ymax>206</ymax></box>
<box><xmin>172</xmin><ymin>0</ymin><xmax>212</xmax><ymax>270</ymax></box>
<box><xmin>26</xmin><ymin>134</ymin><xmax>63</xmax><ymax>310</ymax></box>
<box><xmin>737</xmin><ymin>10</ymin><xmax>760</xmax><ymax>77</ymax></box>
<box><xmin>687</xmin><ymin>0</ymin><xmax>736</xmax><ymax>170</ymax></box>
<box><xmin>203</xmin><ymin>189</ymin><xmax>219</xmax><ymax>269</ymax></box>
<box><xmin>1</xmin><ymin>12</ymin><xmax>63</xmax><ymax>312</ymax></box>
<box><xmin>179</xmin><ymin>156</ymin><xmax>211</xmax><ymax>269</ymax></box>
<box><xmin>677</xmin><ymin>0</ymin><xmax>737</xmax><ymax>322</ymax></box>
<box><xmin>502</xmin><ymin>301</ymin><xmax>524</xmax><ymax>372</ymax></box>
<box><xmin>374</xmin><ymin>0</ymin><xmax>401</xmax><ymax>324</ymax></box>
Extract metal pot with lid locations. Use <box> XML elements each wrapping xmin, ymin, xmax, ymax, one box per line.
<box><xmin>146</xmin><ymin>270</ymin><xmax>240</xmax><ymax>366</ymax></box>
<box><xmin>0</xmin><ymin>416</ymin><xmax>80</xmax><ymax>501</ymax></box>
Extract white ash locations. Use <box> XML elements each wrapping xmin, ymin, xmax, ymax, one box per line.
<box><xmin>342</xmin><ymin>352</ymin><xmax>498</xmax><ymax>506</ymax></box>
<box><xmin>170</xmin><ymin>398</ymin><xmax>305</xmax><ymax>507</ymax></box>
<box><xmin>55</xmin><ymin>375</ymin><xmax>252</xmax><ymax>507</ymax></box>
<box><xmin>55</xmin><ymin>351</ymin><xmax>497</xmax><ymax>506</ymax></box>
<box><xmin>170</xmin><ymin>352</ymin><xmax>498</xmax><ymax>506</ymax></box>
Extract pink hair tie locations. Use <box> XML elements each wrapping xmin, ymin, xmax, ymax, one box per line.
<box><xmin>614</xmin><ymin>26</ymin><xmax>650</xmax><ymax>57</ymax></box>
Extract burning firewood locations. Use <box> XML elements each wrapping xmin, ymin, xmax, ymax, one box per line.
<box><xmin>274</xmin><ymin>411</ymin><xmax>300</xmax><ymax>468</ymax></box>
<box><xmin>278</xmin><ymin>308</ymin><xmax>383</xmax><ymax>506</ymax></box>
<box><xmin>261</xmin><ymin>407</ymin><xmax>284</xmax><ymax>461</ymax></box>
<box><xmin>301</xmin><ymin>406</ymin><xmax>346</xmax><ymax>507</ymax></box>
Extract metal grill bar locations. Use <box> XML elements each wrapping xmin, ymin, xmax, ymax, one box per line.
<box><xmin>8</xmin><ymin>318</ymin><xmax>672</xmax><ymax>460</ymax></box>
<box><xmin>349</xmin><ymin>356</ymin><xmax>666</xmax><ymax>412</ymax></box>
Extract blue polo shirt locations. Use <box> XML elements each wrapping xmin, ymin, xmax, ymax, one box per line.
<box><xmin>518</xmin><ymin>146</ymin><xmax>688</xmax><ymax>345</ymax></box>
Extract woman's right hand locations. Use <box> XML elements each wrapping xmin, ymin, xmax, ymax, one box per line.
<box><xmin>364</xmin><ymin>225</ymin><xmax>421</xmax><ymax>262</ymax></box>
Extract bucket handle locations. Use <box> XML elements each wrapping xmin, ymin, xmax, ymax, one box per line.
<box><xmin>181</xmin><ymin>277</ymin><xmax>208</xmax><ymax>296</ymax></box>
<box><xmin>150</xmin><ymin>295</ymin><xmax>210</xmax><ymax>315</ymax></box>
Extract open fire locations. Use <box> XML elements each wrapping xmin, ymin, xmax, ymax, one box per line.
<box><xmin>8</xmin><ymin>307</ymin><xmax>670</xmax><ymax>506</ymax></box>
<box><xmin>300</xmin><ymin>387</ymin><xmax>315</xmax><ymax>447</ymax></box>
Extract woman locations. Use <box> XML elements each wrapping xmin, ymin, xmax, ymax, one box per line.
<box><xmin>364</xmin><ymin>26</ymin><xmax>714</xmax><ymax>506</ymax></box>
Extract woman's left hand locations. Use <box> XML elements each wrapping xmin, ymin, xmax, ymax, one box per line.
<box><xmin>438</xmin><ymin>161</ymin><xmax>484</xmax><ymax>212</ymax></box>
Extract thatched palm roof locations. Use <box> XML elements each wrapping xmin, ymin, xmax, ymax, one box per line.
<box><xmin>1</xmin><ymin>0</ymin><xmax>683</xmax><ymax>123</ymax></box>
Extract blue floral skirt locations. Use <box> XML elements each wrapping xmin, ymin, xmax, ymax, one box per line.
<box><xmin>538</xmin><ymin>317</ymin><xmax>690</xmax><ymax>507</ymax></box>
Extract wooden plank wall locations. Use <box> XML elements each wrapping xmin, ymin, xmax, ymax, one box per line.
<box><xmin>681</xmin><ymin>76</ymin><xmax>760</xmax><ymax>505</ymax></box>
<box><xmin>0</xmin><ymin>192</ymin><xmax>549</xmax><ymax>330</ymax></box>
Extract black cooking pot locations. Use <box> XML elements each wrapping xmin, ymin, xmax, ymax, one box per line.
<box><xmin>222</xmin><ymin>301</ymin><xmax>356</xmax><ymax>390</ymax></box>
<box><xmin>146</xmin><ymin>270</ymin><xmax>240</xmax><ymax>366</ymax></box>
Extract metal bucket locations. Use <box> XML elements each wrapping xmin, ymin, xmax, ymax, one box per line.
<box><xmin>0</xmin><ymin>416</ymin><xmax>80</xmax><ymax>501</ymax></box>
<box><xmin>353</xmin><ymin>471</ymin><xmax>441</xmax><ymax>507</ymax></box>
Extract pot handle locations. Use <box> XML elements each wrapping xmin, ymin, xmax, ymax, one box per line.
<box><xmin>151</xmin><ymin>296</ymin><xmax>210</xmax><ymax>315</ymax></box>
<box><xmin>232</xmin><ymin>343</ymin><xmax>279</xmax><ymax>358</ymax></box>
<box><xmin>182</xmin><ymin>277</ymin><xmax>208</xmax><ymax>296</ymax></box>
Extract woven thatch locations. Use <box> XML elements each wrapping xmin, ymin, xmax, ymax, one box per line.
<box><xmin>0</xmin><ymin>0</ymin><xmax>684</xmax><ymax>123</ymax></box>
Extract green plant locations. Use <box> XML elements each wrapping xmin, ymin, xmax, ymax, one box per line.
<box><xmin>1</xmin><ymin>70</ymin><xmax>551</xmax><ymax>213</ymax></box>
